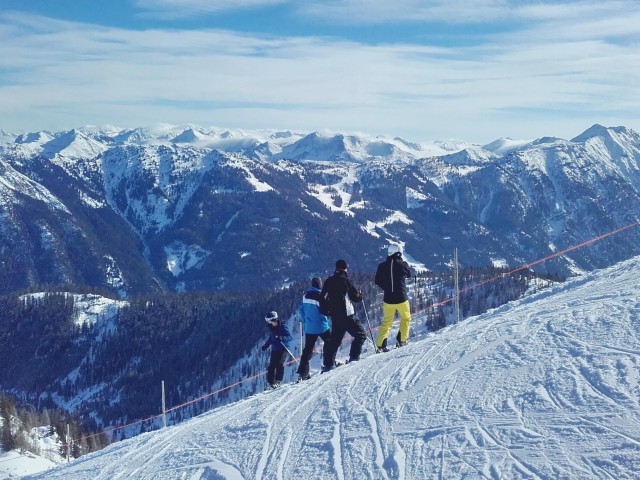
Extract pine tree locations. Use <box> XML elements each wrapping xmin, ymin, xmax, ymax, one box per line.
<box><xmin>0</xmin><ymin>404</ymin><xmax>15</xmax><ymax>452</ymax></box>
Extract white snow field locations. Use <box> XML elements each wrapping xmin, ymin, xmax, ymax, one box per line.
<box><xmin>0</xmin><ymin>450</ymin><xmax>57</xmax><ymax>479</ymax></box>
<box><xmin>26</xmin><ymin>257</ymin><xmax>640</xmax><ymax>479</ymax></box>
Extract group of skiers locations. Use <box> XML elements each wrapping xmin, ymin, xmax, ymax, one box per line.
<box><xmin>261</xmin><ymin>244</ymin><xmax>413</xmax><ymax>388</ymax></box>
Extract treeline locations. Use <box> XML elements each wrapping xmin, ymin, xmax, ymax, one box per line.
<box><xmin>84</xmin><ymin>287</ymin><xmax>304</xmax><ymax>424</ymax></box>
<box><xmin>0</xmin><ymin>293</ymin><xmax>89</xmax><ymax>391</ymax></box>
<box><xmin>0</xmin><ymin>393</ymin><xmax>109</xmax><ymax>459</ymax></box>
<box><xmin>414</xmin><ymin>266</ymin><xmax>562</xmax><ymax>329</ymax></box>
<box><xmin>0</xmin><ymin>282</ymin><xmax>308</xmax><ymax>436</ymax></box>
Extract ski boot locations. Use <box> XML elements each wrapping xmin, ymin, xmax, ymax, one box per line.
<box><xmin>376</xmin><ymin>339</ymin><xmax>390</xmax><ymax>353</ymax></box>
<box><xmin>396</xmin><ymin>332</ymin><xmax>408</xmax><ymax>348</ymax></box>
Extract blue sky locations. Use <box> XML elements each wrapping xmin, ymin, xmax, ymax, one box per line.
<box><xmin>1</xmin><ymin>0</ymin><xmax>639</xmax><ymax>143</ymax></box>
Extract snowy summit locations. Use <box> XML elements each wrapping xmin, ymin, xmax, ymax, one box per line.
<box><xmin>26</xmin><ymin>256</ymin><xmax>640</xmax><ymax>479</ymax></box>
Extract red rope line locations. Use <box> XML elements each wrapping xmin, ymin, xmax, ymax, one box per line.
<box><xmin>425</xmin><ymin>219</ymin><xmax>640</xmax><ymax>310</ymax></box>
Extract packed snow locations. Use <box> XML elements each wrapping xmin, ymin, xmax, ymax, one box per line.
<box><xmin>23</xmin><ymin>256</ymin><xmax>640</xmax><ymax>479</ymax></box>
<box><xmin>0</xmin><ymin>427</ymin><xmax>63</xmax><ymax>480</ymax></box>
<box><xmin>0</xmin><ymin>450</ymin><xmax>57</xmax><ymax>479</ymax></box>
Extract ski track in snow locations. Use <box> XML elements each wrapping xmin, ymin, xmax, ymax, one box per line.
<box><xmin>25</xmin><ymin>257</ymin><xmax>640</xmax><ymax>480</ymax></box>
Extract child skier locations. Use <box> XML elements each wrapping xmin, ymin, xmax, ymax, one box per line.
<box><xmin>261</xmin><ymin>311</ymin><xmax>292</xmax><ymax>389</ymax></box>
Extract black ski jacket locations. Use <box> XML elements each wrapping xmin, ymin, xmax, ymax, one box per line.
<box><xmin>375</xmin><ymin>253</ymin><xmax>412</xmax><ymax>304</ymax></box>
<box><xmin>320</xmin><ymin>270</ymin><xmax>362</xmax><ymax>318</ymax></box>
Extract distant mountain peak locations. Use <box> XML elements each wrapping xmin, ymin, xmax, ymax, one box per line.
<box><xmin>15</xmin><ymin>131</ymin><xmax>54</xmax><ymax>144</ymax></box>
<box><xmin>571</xmin><ymin>124</ymin><xmax>610</xmax><ymax>142</ymax></box>
<box><xmin>439</xmin><ymin>146</ymin><xmax>498</xmax><ymax>166</ymax></box>
<box><xmin>571</xmin><ymin>124</ymin><xmax>640</xmax><ymax>166</ymax></box>
<box><xmin>392</xmin><ymin>136</ymin><xmax>424</xmax><ymax>151</ymax></box>
<box><xmin>171</xmin><ymin>128</ymin><xmax>206</xmax><ymax>144</ymax></box>
<box><xmin>570</xmin><ymin>124</ymin><xmax>639</xmax><ymax>143</ymax></box>
<box><xmin>483</xmin><ymin>137</ymin><xmax>531</xmax><ymax>155</ymax></box>
<box><xmin>271</xmin><ymin>130</ymin><xmax>295</xmax><ymax>139</ymax></box>
<box><xmin>114</xmin><ymin>127</ymin><xmax>155</xmax><ymax>145</ymax></box>
<box><xmin>41</xmin><ymin>128</ymin><xmax>108</xmax><ymax>159</ymax></box>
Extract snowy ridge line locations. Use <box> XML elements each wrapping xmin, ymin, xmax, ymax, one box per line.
<box><xmin>71</xmin><ymin>219</ymin><xmax>640</xmax><ymax>448</ymax></box>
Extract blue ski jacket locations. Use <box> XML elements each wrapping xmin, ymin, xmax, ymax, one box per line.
<box><xmin>263</xmin><ymin>322</ymin><xmax>292</xmax><ymax>353</ymax></box>
<box><xmin>298</xmin><ymin>287</ymin><xmax>331</xmax><ymax>335</ymax></box>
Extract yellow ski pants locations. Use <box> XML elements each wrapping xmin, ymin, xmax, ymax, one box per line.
<box><xmin>376</xmin><ymin>300</ymin><xmax>411</xmax><ymax>347</ymax></box>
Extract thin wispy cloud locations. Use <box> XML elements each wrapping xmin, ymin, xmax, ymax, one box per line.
<box><xmin>298</xmin><ymin>0</ymin><xmax>514</xmax><ymax>25</ymax></box>
<box><xmin>0</xmin><ymin>0</ymin><xmax>638</xmax><ymax>142</ymax></box>
<box><xmin>134</xmin><ymin>0</ymin><xmax>286</xmax><ymax>19</ymax></box>
<box><xmin>133</xmin><ymin>0</ymin><xmax>515</xmax><ymax>24</ymax></box>
<box><xmin>133</xmin><ymin>0</ymin><xmax>638</xmax><ymax>27</ymax></box>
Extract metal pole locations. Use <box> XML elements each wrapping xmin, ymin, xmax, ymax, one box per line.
<box><xmin>161</xmin><ymin>380</ymin><xmax>167</xmax><ymax>428</ymax></box>
<box><xmin>66</xmin><ymin>424</ymin><xmax>70</xmax><ymax>462</ymax></box>
<box><xmin>454</xmin><ymin>248</ymin><xmax>461</xmax><ymax>324</ymax></box>
<box><xmin>281</xmin><ymin>343</ymin><xmax>300</xmax><ymax>365</ymax></box>
<box><xmin>412</xmin><ymin>276</ymin><xmax>417</xmax><ymax>313</ymax></box>
<box><xmin>299</xmin><ymin>315</ymin><xmax>303</xmax><ymax>356</ymax></box>
<box><xmin>361</xmin><ymin>299</ymin><xmax>378</xmax><ymax>349</ymax></box>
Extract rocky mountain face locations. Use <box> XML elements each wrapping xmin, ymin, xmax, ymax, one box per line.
<box><xmin>0</xmin><ymin>124</ymin><xmax>639</xmax><ymax>296</ymax></box>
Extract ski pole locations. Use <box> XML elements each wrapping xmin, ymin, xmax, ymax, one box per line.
<box><xmin>281</xmin><ymin>342</ymin><xmax>300</xmax><ymax>366</ymax></box>
<box><xmin>298</xmin><ymin>315</ymin><xmax>303</xmax><ymax>356</ymax></box>
<box><xmin>361</xmin><ymin>298</ymin><xmax>378</xmax><ymax>350</ymax></box>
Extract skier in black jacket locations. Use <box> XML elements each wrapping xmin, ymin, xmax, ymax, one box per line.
<box><xmin>375</xmin><ymin>244</ymin><xmax>412</xmax><ymax>351</ymax></box>
<box><xmin>319</xmin><ymin>259</ymin><xmax>366</xmax><ymax>372</ymax></box>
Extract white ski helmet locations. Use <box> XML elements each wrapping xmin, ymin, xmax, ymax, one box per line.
<box><xmin>388</xmin><ymin>244</ymin><xmax>402</xmax><ymax>256</ymax></box>
<box><xmin>264</xmin><ymin>311</ymin><xmax>278</xmax><ymax>322</ymax></box>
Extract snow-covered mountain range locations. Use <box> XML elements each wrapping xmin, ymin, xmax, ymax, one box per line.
<box><xmin>24</xmin><ymin>255</ymin><xmax>640</xmax><ymax>480</ymax></box>
<box><xmin>1</xmin><ymin>123</ymin><xmax>639</xmax><ymax>294</ymax></box>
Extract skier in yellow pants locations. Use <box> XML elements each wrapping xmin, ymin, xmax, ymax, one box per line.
<box><xmin>378</xmin><ymin>301</ymin><xmax>411</xmax><ymax>350</ymax></box>
<box><xmin>375</xmin><ymin>244</ymin><xmax>412</xmax><ymax>352</ymax></box>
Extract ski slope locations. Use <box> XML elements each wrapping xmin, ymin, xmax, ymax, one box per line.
<box><xmin>26</xmin><ymin>257</ymin><xmax>640</xmax><ymax>479</ymax></box>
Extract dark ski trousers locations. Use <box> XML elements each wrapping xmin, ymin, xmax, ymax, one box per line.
<box><xmin>267</xmin><ymin>350</ymin><xmax>288</xmax><ymax>385</ymax></box>
<box><xmin>297</xmin><ymin>329</ymin><xmax>332</xmax><ymax>377</ymax></box>
<box><xmin>324</xmin><ymin>315</ymin><xmax>367</xmax><ymax>368</ymax></box>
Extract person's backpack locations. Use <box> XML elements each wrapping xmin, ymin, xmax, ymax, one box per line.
<box><xmin>318</xmin><ymin>296</ymin><xmax>332</xmax><ymax>316</ymax></box>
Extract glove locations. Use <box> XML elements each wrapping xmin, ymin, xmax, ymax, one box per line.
<box><xmin>261</xmin><ymin>342</ymin><xmax>269</xmax><ymax>351</ymax></box>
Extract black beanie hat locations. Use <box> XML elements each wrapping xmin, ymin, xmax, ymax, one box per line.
<box><xmin>335</xmin><ymin>259</ymin><xmax>348</xmax><ymax>270</ymax></box>
<box><xmin>311</xmin><ymin>277</ymin><xmax>322</xmax><ymax>289</ymax></box>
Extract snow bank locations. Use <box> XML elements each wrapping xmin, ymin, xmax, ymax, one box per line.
<box><xmin>0</xmin><ymin>450</ymin><xmax>57</xmax><ymax>479</ymax></box>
